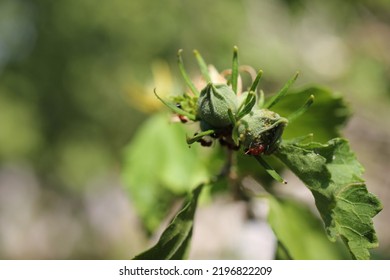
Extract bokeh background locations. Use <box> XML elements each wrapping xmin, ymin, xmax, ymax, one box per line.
<box><xmin>0</xmin><ymin>0</ymin><xmax>389</xmax><ymax>259</ymax></box>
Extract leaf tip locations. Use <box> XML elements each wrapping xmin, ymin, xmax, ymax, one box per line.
<box><xmin>177</xmin><ymin>49</ymin><xmax>184</xmax><ymax>60</ymax></box>
<box><xmin>153</xmin><ymin>87</ymin><xmax>160</xmax><ymax>98</ymax></box>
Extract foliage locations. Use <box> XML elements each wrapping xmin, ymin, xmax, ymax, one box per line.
<box><xmin>133</xmin><ymin>184</ymin><xmax>203</xmax><ymax>260</ymax></box>
<box><xmin>1</xmin><ymin>0</ymin><xmax>388</xmax><ymax>260</ymax></box>
<box><xmin>276</xmin><ymin>139</ymin><xmax>382</xmax><ymax>259</ymax></box>
<box><xmin>122</xmin><ymin>113</ymin><xmax>222</xmax><ymax>232</ymax></box>
<box><xmin>122</xmin><ymin>47</ymin><xmax>382</xmax><ymax>260</ymax></box>
<box><xmin>267</xmin><ymin>196</ymin><xmax>350</xmax><ymax>260</ymax></box>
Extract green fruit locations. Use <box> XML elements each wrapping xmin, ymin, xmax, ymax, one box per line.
<box><xmin>237</xmin><ymin>109</ymin><xmax>288</xmax><ymax>153</ymax></box>
<box><xmin>197</xmin><ymin>83</ymin><xmax>237</xmax><ymax>128</ymax></box>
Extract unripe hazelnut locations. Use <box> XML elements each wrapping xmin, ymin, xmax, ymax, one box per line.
<box><xmin>237</xmin><ymin>109</ymin><xmax>288</xmax><ymax>154</ymax></box>
<box><xmin>197</xmin><ymin>83</ymin><xmax>238</xmax><ymax>128</ymax></box>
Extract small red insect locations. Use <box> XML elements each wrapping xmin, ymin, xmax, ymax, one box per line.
<box><xmin>177</xmin><ymin>114</ymin><xmax>188</xmax><ymax>123</ymax></box>
<box><xmin>245</xmin><ymin>143</ymin><xmax>266</xmax><ymax>156</ymax></box>
<box><xmin>175</xmin><ymin>103</ymin><xmax>189</xmax><ymax>123</ymax></box>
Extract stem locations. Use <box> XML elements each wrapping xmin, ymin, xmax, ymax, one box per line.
<box><xmin>186</xmin><ymin>129</ymin><xmax>215</xmax><ymax>145</ymax></box>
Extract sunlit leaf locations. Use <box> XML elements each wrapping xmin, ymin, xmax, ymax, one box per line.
<box><xmin>275</xmin><ymin>138</ymin><xmax>383</xmax><ymax>259</ymax></box>
<box><xmin>133</xmin><ymin>184</ymin><xmax>203</xmax><ymax>260</ymax></box>
<box><xmin>121</xmin><ymin>113</ymin><xmax>222</xmax><ymax>232</ymax></box>
<box><xmin>271</xmin><ymin>86</ymin><xmax>351</xmax><ymax>142</ymax></box>
<box><xmin>267</xmin><ymin>196</ymin><xmax>350</xmax><ymax>259</ymax></box>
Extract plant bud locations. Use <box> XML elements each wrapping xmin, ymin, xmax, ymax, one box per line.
<box><xmin>197</xmin><ymin>83</ymin><xmax>237</xmax><ymax>128</ymax></box>
<box><xmin>237</xmin><ymin>109</ymin><xmax>288</xmax><ymax>154</ymax></box>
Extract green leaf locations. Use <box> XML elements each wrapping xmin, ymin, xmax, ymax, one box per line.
<box><xmin>133</xmin><ymin>184</ymin><xmax>203</xmax><ymax>260</ymax></box>
<box><xmin>271</xmin><ymin>86</ymin><xmax>351</xmax><ymax>142</ymax></box>
<box><xmin>267</xmin><ymin>196</ymin><xmax>350</xmax><ymax>259</ymax></box>
<box><xmin>275</xmin><ymin>138</ymin><xmax>383</xmax><ymax>259</ymax></box>
<box><xmin>121</xmin><ymin>113</ymin><xmax>221</xmax><ymax>232</ymax></box>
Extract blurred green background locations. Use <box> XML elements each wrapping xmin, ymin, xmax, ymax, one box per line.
<box><xmin>0</xmin><ymin>0</ymin><xmax>389</xmax><ymax>259</ymax></box>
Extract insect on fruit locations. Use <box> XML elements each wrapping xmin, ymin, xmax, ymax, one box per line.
<box><xmin>245</xmin><ymin>143</ymin><xmax>266</xmax><ymax>156</ymax></box>
<box><xmin>154</xmin><ymin>46</ymin><xmax>314</xmax><ymax>183</ymax></box>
